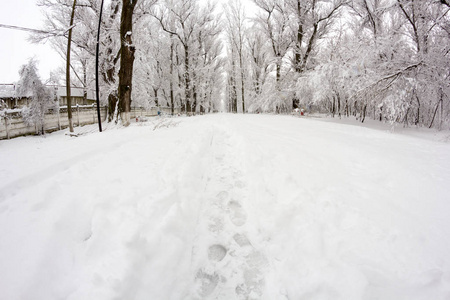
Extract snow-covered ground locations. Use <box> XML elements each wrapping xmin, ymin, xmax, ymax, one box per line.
<box><xmin>1</xmin><ymin>114</ymin><xmax>450</xmax><ymax>300</ymax></box>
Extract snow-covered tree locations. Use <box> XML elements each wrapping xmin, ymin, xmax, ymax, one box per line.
<box><xmin>253</xmin><ymin>0</ymin><xmax>292</xmax><ymax>85</ymax></box>
<box><xmin>245</xmin><ymin>30</ymin><xmax>271</xmax><ymax>111</ymax></box>
<box><xmin>152</xmin><ymin>0</ymin><xmax>223</xmax><ymax>114</ymax></box>
<box><xmin>224</xmin><ymin>0</ymin><xmax>248</xmax><ymax>113</ymax></box>
<box><xmin>17</xmin><ymin>59</ymin><xmax>57</xmax><ymax>134</ymax></box>
<box><xmin>288</xmin><ymin>0</ymin><xmax>346</xmax><ymax>73</ymax></box>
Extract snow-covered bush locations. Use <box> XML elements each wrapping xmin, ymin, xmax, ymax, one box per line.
<box><xmin>0</xmin><ymin>99</ymin><xmax>6</xmax><ymax>111</ymax></box>
<box><xmin>16</xmin><ymin>59</ymin><xmax>57</xmax><ymax>134</ymax></box>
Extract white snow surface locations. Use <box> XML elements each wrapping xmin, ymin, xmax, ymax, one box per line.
<box><xmin>1</xmin><ymin>114</ymin><xmax>450</xmax><ymax>300</ymax></box>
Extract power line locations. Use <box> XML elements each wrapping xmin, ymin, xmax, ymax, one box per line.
<box><xmin>0</xmin><ymin>24</ymin><xmax>49</xmax><ymax>35</ymax></box>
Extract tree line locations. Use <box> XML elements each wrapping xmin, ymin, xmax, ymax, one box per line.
<box><xmin>226</xmin><ymin>0</ymin><xmax>450</xmax><ymax>130</ymax></box>
<box><xmin>29</xmin><ymin>0</ymin><xmax>450</xmax><ymax>129</ymax></box>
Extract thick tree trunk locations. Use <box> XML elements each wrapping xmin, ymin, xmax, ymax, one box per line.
<box><xmin>118</xmin><ymin>0</ymin><xmax>137</xmax><ymax>126</ymax></box>
<box><xmin>104</xmin><ymin>47</ymin><xmax>118</xmax><ymax>122</ymax></box>
<box><xmin>66</xmin><ymin>0</ymin><xmax>76</xmax><ymax>133</ymax></box>
<box><xmin>108</xmin><ymin>93</ymin><xmax>118</xmax><ymax>121</ymax></box>
<box><xmin>104</xmin><ymin>1</ymin><xmax>121</xmax><ymax>122</ymax></box>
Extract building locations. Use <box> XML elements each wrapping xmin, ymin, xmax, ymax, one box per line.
<box><xmin>56</xmin><ymin>86</ymin><xmax>96</xmax><ymax>106</ymax></box>
<box><xmin>0</xmin><ymin>84</ymin><xmax>31</xmax><ymax>109</ymax></box>
<box><xmin>0</xmin><ymin>84</ymin><xmax>96</xmax><ymax>109</ymax></box>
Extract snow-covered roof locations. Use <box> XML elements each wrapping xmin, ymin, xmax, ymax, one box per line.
<box><xmin>0</xmin><ymin>84</ymin><xmax>31</xmax><ymax>98</ymax></box>
<box><xmin>56</xmin><ymin>86</ymin><xmax>95</xmax><ymax>99</ymax></box>
<box><xmin>0</xmin><ymin>84</ymin><xmax>95</xmax><ymax>100</ymax></box>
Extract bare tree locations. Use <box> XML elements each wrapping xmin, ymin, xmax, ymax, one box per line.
<box><xmin>152</xmin><ymin>0</ymin><xmax>198</xmax><ymax>113</ymax></box>
<box><xmin>288</xmin><ymin>0</ymin><xmax>346</xmax><ymax>73</ymax></box>
<box><xmin>246</xmin><ymin>30</ymin><xmax>270</xmax><ymax>98</ymax></box>
<box><xmin>225</xmin><ymin>0</ymin><xmax>247</xmax><ymax>113</ymax></box>
<box><xmin>253</xmin><ymin>0</ymin><xmax>292</xmax><ymax>84</ymax></box>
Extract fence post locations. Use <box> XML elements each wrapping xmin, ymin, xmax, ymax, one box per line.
<box><xmin>57</xmin><ymin>106</ymin><xmax>61</xmax><ymax>130</ymax></box>
<box><xmin>4</xmin><ymin>115</ymin><xmax>9</xmax><ymax>140</ymax></box>
<box><xmin>77</xmin><ymin>105</ymin><xmax>80</xmax><ymax>126</ymax></box>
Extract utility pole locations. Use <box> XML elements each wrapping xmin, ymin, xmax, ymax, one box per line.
<box><xmin>95</xmin><ymin>0</ymin><xmax>105</xmax><ymax>132</ymax></box>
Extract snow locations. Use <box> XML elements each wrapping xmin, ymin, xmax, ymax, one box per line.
<box><xmin>1</xmin><ymin>114</ymin><xmax>450</xmax><ymax>299</ymax></box>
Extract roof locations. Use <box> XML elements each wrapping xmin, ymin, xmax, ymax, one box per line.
<box><xmin>0</xmin><ymin>84</ymin><xmax>32</xmax><ymax>98</ymax></box>
<box><xmin>55</xmin><ymin>86</ymin><xmax>96</xmax><ymax>99</ymax></box>
<box><xmin>0</xmin><ymin>84</ymin><xmax>95</xmax><ymax>100</ymax></box>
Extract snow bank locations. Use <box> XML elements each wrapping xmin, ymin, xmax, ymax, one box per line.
<box><xmin>0</xmin><ymin>114</ymin><xmax>449</xmax><ymax>299</ymax></box>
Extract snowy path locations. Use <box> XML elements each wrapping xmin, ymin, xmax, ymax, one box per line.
<box><xmin>1</xmin><ymin>114</ymin><xmax>450</xmax><ymax>299</ymax></box>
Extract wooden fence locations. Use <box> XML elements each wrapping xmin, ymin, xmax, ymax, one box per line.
<box><xmin>0</xmin><ymin>106</ymin><xmax>180</xmax><ymax>140</ymax></box>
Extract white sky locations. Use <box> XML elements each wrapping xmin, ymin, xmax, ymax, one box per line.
<box><xmin>0</xmin><ymin>0</ymin><xmax>259</xmax><ymax>84</ymax></box>
<box><xmin>0</xmin><ymin>0</ymin><xmax>62</xmax><ymax>83</ymax></box>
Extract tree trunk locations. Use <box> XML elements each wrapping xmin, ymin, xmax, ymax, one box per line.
<box><xmin>276</xmin><ymin>61</ymin><xmax>281</xmax><ymax>83</ymax></box>
<box><xmin>118</xmin><ymin>0</ymin><xmax>137</xmax><ymax>126</ymax></box>
<box><xmin>82</xmin><ymin>60</ymin><xmax>87</xmax><ymax>104</ymax></box>
<box><xmin>170</xmin><ymin>37</ymin><xmax>175</xmax><ymax>116</ymax></box>
<box><xmin>295</xmin><ymin>0</ymin><xmax>304</xmax><ymax>73</ymax></box>
<box><xmin>192</xmin><ymin>84</ymin><xmax>197</xmax><ymax>114</ymax></box>
<box><xmin>239</xmin><ymin>48</ymin><xmax>245</xmax><ymax>114</ymax></box>
<box><xmin>66</xmin><ymin>0</ymin><xmax>76</xmax><ymax>133</ymax></box>
<box><xmin>184</xmin><ymin>45</ymin><xmax>192</xmax><ymax>114</ymax></box>
<box><xmin>332</xmin><ymin>96</ymin><xmax>336</xmax><ymax>117</ymax></box>
<box><xmin>241</xmin><ymin>67</ymin><xmax>245</xmax><ymax>114</ymax></box>
<box><xmin>153</xmin><ymin>88</ymin><xmax>159</xmax><ymax>107</ymax></box>
<box><xmin>337</xmin><ymin>94</ymin><xmax>341</xmax><ymax>118</ymax></box>
<box><xmin>345</xmin><ymin>99</ymin><xmax>349</xmax><ymax>117</ymax></box>
<box><xmin>108</xmin><ymin>94</ymin><xmax>118</xmax><ymax>122</ymax></box>
<box><xmin>230</xmin><ymin>56</ymin><xmax>238</xmax><ymax>113</ymax></box>
<box><xmin>429</xmin><ymin>93</ymin><xmax>443</xmax><ymax>129</ymax></box>
<box><xmin>361</xmin><ymin>104</ymin><xmax>367</xmax><ymax>123</ymax></box>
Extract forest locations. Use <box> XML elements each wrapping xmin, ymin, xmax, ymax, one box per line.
<box><xmin>34</xmin><ymin>0</ymin><xmax>450</xmax><ymax>129</ymax></box>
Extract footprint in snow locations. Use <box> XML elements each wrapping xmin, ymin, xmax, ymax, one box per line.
<box><xmin>234</xmin><ymin>180</ymin><xmax>246</xmax><ymax>188</ymax></box>
<box><xmin>217</xmin><ymin>191</ymin><xmax>229</xmax><ymax>200</ymax></box>
<box><xmin>228</xmin><ymin>201</ymin><xmax>247</xmax><ymax>227</ymax></box>
<box><xmin>195</xmin><ymin>269</ymin><xmax>219</xmax><ymax>297</ymax></box>
<box><xmin>235</xmin><ymin>251</ymin><xmax>268</xmax><ymax>299</ymax></box>
<box><xmin>233</xmin><ymin>233</ymin><xmax>252</xmax><ymax>247</ymax></box>
<box><xmin>208</xmin><ymin>244</ymin><xmax>227</xmax><ymax>262</ymax></box>
<box><xmin>215</xmin><ymin>191</ymin><xmax>229</xmax><ymax>208</ymax></box>
<box><xmin>208</xmin><ymin>217</ymin><xmax>224</xmax><ymax>233</ymax></box>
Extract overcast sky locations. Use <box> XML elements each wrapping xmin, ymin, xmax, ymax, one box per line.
<box><xmin>0</xmin><ymin>0</ymin><xmax>62</xmax><ymax>83</ymax></box>
<box><xmin>0</xmin><ymin>0</ymin><xmax>258</xmax><ymax>84</ymax></box>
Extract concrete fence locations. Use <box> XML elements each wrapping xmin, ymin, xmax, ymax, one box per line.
<box><xmin>0</xmin><ymin>106</ymin><xmax>180</xmax><ymax>140</ymax></box>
